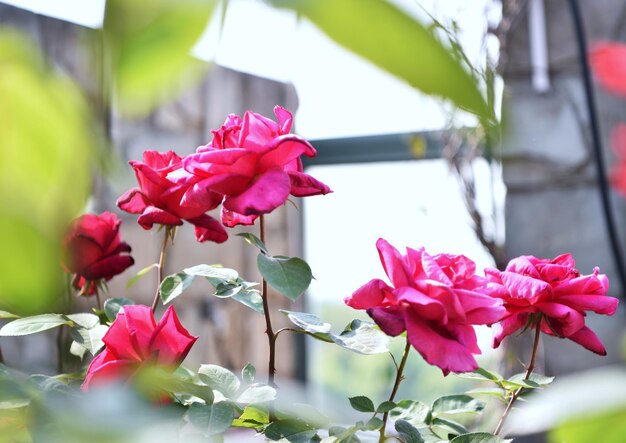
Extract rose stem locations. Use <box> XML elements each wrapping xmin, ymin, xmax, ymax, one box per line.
<box><xmin>151</xmin><ymin>226</ymin><xmax>172</xmax><ymax>313</ymax></box>
<box><xmin>379</xmin><ymin>339</ymin><xmax>412</xmax><ymax>443</ymax></box>
<box><xmin>494</xmin><ymin>317</ymin><xmax>543</xmax><ymax>435</ymax></box>
<box><xmin>0</xmin><ymin>345</ymin><xmax>4</xmax><ymax>365</ymax></box>
<box><xmin>94</xmin><ymin>288</ymin><xmax>102</xmax><ymax>310</ymax></box>
<box><xmin>56</xmin><ymin>326</ymin><xmax>64</xmax><ymax>373</ymax></box>
<box><xmin>259</xmin><ymin>214</ymin><xmax>277</xmax><ymax>387</ymax></box>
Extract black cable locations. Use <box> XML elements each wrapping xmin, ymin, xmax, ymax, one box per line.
<box><xmin>568</xmin><ymin>0</ymin><xmax>626</xmax><ymax>294</ymax></box>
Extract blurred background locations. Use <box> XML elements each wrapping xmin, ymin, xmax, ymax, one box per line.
<box><xmin>2</xmin><ymin>0</ymin><xmax>626</xmax><ymax>441</ymax></box>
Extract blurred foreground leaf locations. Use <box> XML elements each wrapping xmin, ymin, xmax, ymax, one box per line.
<box><xmin>0</xmin><ymin>31</ymin><xmax>95</xmax><ymax>315</ymax></box>
<box><xmin>104</xmin><ymin>0</ymin><xmax>216</xmax><ymax>116</ymax></box>
<box><xmin>268</xmin><ymin>0</ymin><xmax>489</xmax><ymax>120</ymax></box>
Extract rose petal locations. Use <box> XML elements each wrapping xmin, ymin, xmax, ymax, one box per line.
<box><xmin>137</xmin><ymin>207</ymin><xmax>183</xmax><ymax>230</ymax></box>
<box><xmin>221</xmin><ymin>207</ymin><xmax>258</xmax><ymax>228</ymax></box>
<box><xmin>536</xmin><ymin>302</ymin><xmax>586</xmax><ymax>337</ymax></box>
<box><xmin>82</xmin><ymin>254</ymin><xmax>134</xmax><ymax>281</ymax></box>
<box><xmin>367</xmin><ymin>306</ymin><xmax>406</xmax><ymax>336</ymax></box>
<box><xmin>492</xmin><ymin>313</ymin><xmax>529</xmax><ymax>348</ymax></box>
<box><xmin>223</xmin><ymin>168</ymin><xmax>291</xmax><ymax>215</ymax></box>
<box><xmin>123</xmin><ymin>305</ymin><xmax>157</xmax><ymax>358</ymax></box>
<box><xmin>288</xmin><ymin>171</ymin><xmax>332</xmax><ymax>197</ymax></box>
<box><xmin>81</xmin><ymin>350</ymin><xmax>136</xmax><ymax>391</ymax></box>
<box><xmin>376</xmin><ymin>238</ymin><xmax>412</xmax><ymax>288</ymax></box>
<box><xmin>149</xmin><ymin>306</ymin><xmax>198</xmax><ymax>366</ymax></box>
<box><xmin>567</xmin><ymin>325</ymin><xmax>607</xmax><ymax>355</ymax></box>
<box><xmin>187</xmin><ymin>214</ymin><xmax>228</xmax><ymax>243</ymax></box>
<box><xmin>345</xmin><ymin>279</ymin><xmax>391</xmax><ymax>310</ymax></box>
<box><xmin>117</xmin><ymin>188</ymin><xmax>151</xmax><ymax>214</ymax></box>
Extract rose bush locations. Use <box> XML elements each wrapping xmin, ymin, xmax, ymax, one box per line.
<box><xmin>63</xmin><ymin>211</ymin><xmax>134</xmax><ymax>294</ymax></box>
<box><xmin>117</xmin><ymin>150</ymin><xmax>228</xmax><ymax>243</ymax></box>
<box><xmin>180</xmin><ymin>106</ymin><xmax>331</xmax><ymax>227</ymax></box>
<box><xmin>485</xmin><ymin>254</ymin><xmax>618</xmax><ymax>355</ymax></box>
<box><xmin>82</xmin><ymin>305</ymin><xmax>197</xmax><ymax>390</ymax></box>
<box><xmin>345</xmin><ymin>238</ymin><xmax>506</xmax><ymax>375</ymax></box>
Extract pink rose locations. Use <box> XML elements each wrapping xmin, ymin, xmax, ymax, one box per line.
<box><xmin>485</xmin><ymin>254</ymin><xmax>619</xmax><ymax>355</ymax></box>
<box><xmin>181</xmin><ymin>106</ymin><xmax>331</xmax><ymax>227</ymax></box>
<box><xmin>82</xmin><ymin>305</ymin><xmax>197</xmax><ymax>391</ymax></box>
<box><xmin>590</xmin><ymin>42</ymin><xmax>626</xmax><ymax>98</ymax></box>
<box><xmin>63</xmin><ymin>212</ymin><xmax>134</xmax><ymax>294</ymax></box>
<box><xmin>117</xmin><ymin>150</ymin><xmax>227</xmax><ymax>243</ymax></box>
<box><xmin>345</xmin><ymin>238</ymin><xmax>505</xmax><ymax>375</ymax></box>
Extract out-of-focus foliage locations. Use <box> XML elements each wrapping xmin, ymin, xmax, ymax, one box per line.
<box><xmin>268</xmin><ymin>0</ymin><xmax>490</xmax><ymax>121</ymax></box>
<box><xmin>549</xmin><ymin>409</ymin><xmax>626</xmax><ymax>443</ymax></box>
<box><xmin>103</xmin><ymin>0</ymin><xmax>216</xmax><ymax>116</ymax></box>
<box><xmin>0</xmin><ymin>30</ymin><xmax>94</xmax><ymax>315</ymax></box>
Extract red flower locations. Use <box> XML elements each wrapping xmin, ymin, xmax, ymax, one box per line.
<box><xmin>181</xmin><ymin>106</ymin><xmax>331</xmax><ymax>227</ymax></box>
<box><xmin>590</xmin><ymin>42</ymin><xmax>626</xmax><ymax>98</ymax></box>
<box><xmin>63</xmin><ymin>212</ymin><xmax>134</xmax><ymax>294</ymax></box>
<box><xmin>345</xmin><ymin>239</ymin><xmax>505</xmax><ymax>375</ymax></box>
<box><xmin>82</xmin><ymin>305</ymin><xmax>197</xmax><ymax>390</ymax></box>
<box><xmin>485</xmin><ymin>254</ymin><xmax>618</xmax><ymax>355</ymax></box>
<box><xmin>117</xmin><ymin>150</ymin><xmax>227</xmax><ymax>243</ymax></box>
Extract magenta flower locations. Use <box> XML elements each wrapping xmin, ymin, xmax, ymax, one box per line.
<box><xmin>117</xmin><ymin>150</ymin><xmax>227</xmax><ymax>243</ymax></box>
<box><xmin>63</xmin><ymin>212</ymin><xmax>134</xmax><ymax>295</ymax></box>
<box><xmin>485</xmin><ymin>254</ymin><xmax>619</xmax><ymax>355</ymax></box>
<box><xmin>82</xmin><ymin>305</ymin><xmax>197</xmax><ymax>390</ymax></box>
<box><xmin>590</xmin><ymin>42</ymin><xmax>626</xmax><ymax>98</ymax></box>
<box><xmin>181</xmin><ymin>106</ymin><xmax>331</xmax><ymax>227</ymax></box>
<box><xmin>345</xmin><ymin>239</ymin><xmax>505</xmax><ymax>375</ymax></box>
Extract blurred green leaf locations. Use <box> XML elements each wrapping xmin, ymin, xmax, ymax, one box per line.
<box><xmin>508</xmin><ymin>372</ymin><xmax>554</xmax><ymax>387</ymax></box>
<box><xmin>331</xmin><ymin>319</ymin><xmax>390</xmax><ymax>354</ymax></box>
<box><xmin>126</xmin><ymin>263</ymin><xmax>158</xmax><ymax>288</ymax></box>
<box><xmin>65</xmin><ymin>313</ymin><xmax>100</xmax><ymax>329</ymax></box>
<box><xmin>236</xmin><ymin>233</ymin><xmax>269</xmax><ymax>255</ymax></box>
<box><xmin>241</xmin><ymin>363</ymin><xmax>255</xmax><ymax>384</ymax></box>
<box><xmin>457</xmin><ymin>368</ymin><xmax>502</xmax><ymax>382</ymax></box>
<box><xmin>280</xmin><ymin>310</ymin><xmax>332</xmax><ymax>334</ymax></box>
<box><xmin>450</xmin><ymin>433</ymin><xmax>512</xmax><ymax>443</ymax></box>
<box><xmin>236</xmin><ymin>385</ymin><xmax>276</xmax><ymax>404</ymax></box>
<box><xmin>257</xmin><ymin>254</ymin><xmax>312</xmax><ymax>301</ymax></box>
<box><xmin>198</xmin><ymin>364</ymin><xmax>240</xmax><ymax>399</ymax></box>
<box><xmin>395</xmin><ymin>419</ymin><xmax>425</xmax><ymax>443</ymax></box>
<box><xmin>0</xmin><ymin>314</ymin><xmax>70</xmax><ymax>336</ymax></box>
<box><xmin>187</xmin><ymin>402</ymin><xmax>234</xmax><ymax>437</ymax></box>
<box><xmin>232</xmin><ymin>404</ymin><xmax>269</xmax><ymax>428</ymax></box>
<box><xmin>103</xmin><ymin>297</ymin><xmax>135</xmax><ymax>322</ymax></box>
<box><xmin>268</xmin><ymin>0</ymin><xmax>489</xmax><ymax>119</ymax></box>
<box><xmin>376</xmin><ymin>401</ymin><xmax>397</xmax><ymax>414</ymax></box>
<box><xmin>549</xmin><ymin>408</ymin><xmax>626</xmax><ymax>443</ymax></box>
<box><xmin>0</xmin><ymin>30</ymin><xmax>95</xmax><ymax>316</ymax></box>
<box><xmin>431</xmin><ymin>417</ymin><xmax>467</xmax><ymax>437</ymax></box>
<box><xmin>104</xmin><ymin>0</ymin><xmax>217</xmax><ymax>116</ymax></box>
<box><xmin>69</xmin><ymin>324</ymin><xmax>108</xmax><ymax>355</ymax></box>
<box><xmin>160</xmin><ymin>272</ymin><xmax>195</xmax><ymax>304</ymax></box>
<box><xmin>390</xmin><ymin>400</ymin><xmax>431</xmax><ymax>427</ymax></box>
<box><xmin>265</xmin><ymin>418</ymin><xmax>318</xmax><ymax>443</ymax></box>
<box><xmin>184</xmin><ymin>264</ymin><xmax>239</xmax><ymax>281</ymax></box>
<box><xmin>431</xmin><ymin>395</ymin><xmax>485</xmax><ymax>416</ymax></box>
<box><xmin>348</xmin><ymin>396</ymin><xmax>375</xmax><ymax>413</ymax></box>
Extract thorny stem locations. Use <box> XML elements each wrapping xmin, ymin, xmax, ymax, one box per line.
<box><xmin>379</xmin><ymin>340</ymin><xmax>412</xmax><ymax>443</ymax></box>
<box><xmin>260</xmin><ymin>215</ymin><xmax>277</xmax><ymax>387</ymax></box>
<box><xmin>494</xmin><ymin>317</ymin><xmax>543</xmax><ymax>436</ymax></box>
<box><xmin>151</xmin><ymin>227</ymin><xmax>172</xmax><ymax>313</ymax></box>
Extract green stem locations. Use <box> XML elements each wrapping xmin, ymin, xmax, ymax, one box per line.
<box><xmin>151</xmin><ymin>227</ymin><xmax>172</xmax><ymax>313</ymax></box>
<box><xmin>260</xmin><ymin>215</ymin><xmax>277</xmax><ymax>387</ymax></box>
<box><xmin>379</xmin><ymin>339</ymin><xmax>412</xmax><ymax>443</ymax></box>
<box><xmin>494</xmin><ymin>317</ymin><xmax>543</xmax><ymax>435</ymax></box>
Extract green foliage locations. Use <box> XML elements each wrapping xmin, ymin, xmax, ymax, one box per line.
<box><xmin>0</xmin><ymin>314</ymin><xmax>70</xmax><ymax>336</ymax></box>
<box><xmin>231</xmin><ymin>404</ymin><xmax>269</xmax><ymax>429</ymax></box>
<box><xmin>0</xmin><ymin>30</ymin><xmax>95</xmax><ymax>315</ymax></box>
<box><xmin>257</xmin><ymin>254</ymin><xmax>313</xmax><ymax>301</ymax></box>
<box><xmin>395</xmin><ymin>419</ymin><xmax>425</xmax><ymax>443</ymax></box>
<box><xmin>236</xmin><ymin>232</ymin><xmax>269</xmax><ymax>255</ymax></box>
<box><xmin>431</xmin><ymin>395</ymin><xmax>485</xmax><ymax>416</ymax></box>
<box><xmin>69</xmin><ymin>324</ymin><xmax>108</xmax><ymax>356</ymax></box>
<box><xmin>126</xmin><ymin>263</ymin><xmax>158</xmax><ymax>288</ymax></box>
<box><xmin>241</xmin><ymin>363</ymin><xmax>255</xmax><ymax>384</ymax></box>
<box><xmin>160</xmin><ymin>272</ymin><xmax>195</xmax><ymax>304</ymax></box>
<box><xmin>236</xmin><ymin>385</ymin><xmax>276</xmax><ymax>404</ymax></box>
<box><xmin>198</xmin><ymin>365</ymin><xmax>241</xmax><ymax>399</ymax></box>
<box><xmin>103</xmin><ymin>297</ymin><xmax>135</xmax><ymax>322</ymax></box>
<box><xmin>549</xmin><ymin>408</ymin><xmax>626</xmax><ymax>443</ymax></box>
<box><xmin>186</xmin><ymin>402</ymin><xmax>234</xmax><ymax>437</ymax></box>
<box><xmin>268</xmin><ymin>0</ymin><xmax>489</xmax><ymax>120</ymax></box>
<box><xmin>450</xmin><ymin>433</ymin><xmax>512</xmax><ymax>443</ymax></box>
<box><xmin>265</xmin><ymin>418</ymin><xmax>318</xmax><ymax>443</ymax></box>
<box><xmin>390</xmin><ymin>400</ymin><xmax>431</xmax><ymax>427</ymax></box>
<box><xmin>103</xmin><ymin>0</ymin><xmax>216</xmax><ymax>116</ymax></box>
<box><xmin>348</xmin><ymin>396</ymin><xmax>375</xmax><ymax>413</ymax></box>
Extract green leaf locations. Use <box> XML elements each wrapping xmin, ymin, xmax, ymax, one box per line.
<box><xmin>69</xmin><ymin>340</ymin><xmax>88</xmax><ymax>360</ymax></box>
<box><xmin>104</xmin><ymin>0</ymin><xmax>217</xmax><ymax>116</ymax></box>
<box><xmin>231</xmin><ymin>404</ymin><xmax>269</xmax><ymax>428</ymax></box>
<box><xmin>160</xmin><ymin>272</ymin><xmax>195</xmax><ymax>304</ymax></box>
<box><xmin>268</xmin><ymin>0</ymin><xmax>489</xmax><ymax>119</ymax></box>
<box><xmin>395</xmin><ymin>420</ymin><xmax>425</xmax><ymax>443</ymax></box>
<box><xmin>508</xmin><ymin>373</ymin><xmax>554</xmax><ymax>387</ymax></box>
<box><xmin>264</xmin><ymin>419</ymin><xmax>318</xmax><ymax>443</ymax></box>
<box><xmin>206</xmin><ymin>277</ymin><xmax>264</xmax><ymax>314</ymax></box>
<box><xmin>332</xmin><ymin>320</ymin><xmax>390</xmax><ymax>354</ymax></box>
<box><xmin>431</xmin><ymin>395</ymin><xmax>485</xmax><ymax>416</ymax></box>
<box><xmin>185</xmin><ymin>264</ymin><xmax>239</xmax><ymax>281</ymax></box>
<box><xmin>236</xmin><ymin>233</ymin><xmax>269</xmax><ymax>255</ymax></box>
<box><xmin>549</xmin><ymin>408</ymin><xmax>626</xmax><ymax>443</ymax></box>
<box><xmin>365</xmin><ymin>417</ymin><xmax>384</xmax><ymax>430</ymax></box>
<box><xmin>187</xmin><ymin>402</ymin><xmax>234</xmax><ymax>437</ymax></box>
<box><xmin>431</xmin><ymin>417</ymin><xmax>467</xmax><ymax>437</ymax></box>
<box><xmin>280</xmin><ymin>310</ymin><xmax>332</xmax><ymax>334</ymax></box>
<box><xmin>377</xmin><ymin>401</ymin><xmax>397</xmax><ymax>413</ymax></box>
<box><xmin>228</xmin><ymin>286</ymin><xmax>264</xmax><ymax>314</ymax></box>
<box><xmin>0</xmin><ymin>314</ymin><xmax>70</xmax><ymax>336</ymax></box>
<box><xmin>198</xmin><ymin>364</ymin><xmax>241</xmax><ymax>398</ymax></box>
<box><xmin>450</xmin><ymin>433</ymin><xmax>512</xmax><ymax>443</ymax></box>
<box><xmin>349</xmin><ymin>396</ymin><xmax>375</xmax><ymax>413</ymax></box>
<box><xmin>465</xmin><ymin>387</ymin><xmax>505</xmax><ymax>399</ymax></box>
<box><xmin>103</xmin><ymin>297</ymin><xmax>136</xmax><ymax>322</ymax></box>
<box><xmin>242</xmin><ymin>363</ymin><xmax>255</xmax><ymax>384</ymax></box>
<box><xmin>69</xmin><ymin>324</ymin><xmax>108</xmax><ymax>355</ymax></box>
<box><xmin>236</xmin><ymin>385</ymin><xmax>276</xmax><ymax>404</ymax></box>
<box><xmin>65</xmin><ymin>313</ymin><xmax>100</xmax><ymax>329</ymax></box>
<box><xmin>257</xmin><ymin>254</ymin><xmax>313</xmax><ymax>301</ymax></box>
<box><xmin>126</xmin><ymin>263</ymin><xmax>158</xmax><ymax>288</ymax></box>
<box><xmin>390</xmin><ymin>400</ymin><xmax>432</xmax><ymax>427</ymax></box>
<box><xmin>457</xmin><ymin>368</ymin><xmax>502</xmax><ymax>382</ymax></box>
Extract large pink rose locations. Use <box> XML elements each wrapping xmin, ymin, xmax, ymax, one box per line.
<box><xmin>181</xmin><ymin>106</ymin><xmax>331</xmax><ymax>227</ymax></box>
<box><xmin>63</xmin><ymin>212</ymin><xmax>134</xmax><ymax>294</ymax></box>
<box><xmin>485</xmin><ymin>254</ymin><xmax>619</xmax><ymax>355</ymax></box>
<box><xmin>590</xmin><ymin>42</ymin><xmax>626</xmax><ymax>98</ymax></box>
<box><xmin>345</xmin><ymin>239</ymin><xmax>505</xmax><ymax>375</ymax></box>
<box><xmin>117</xmin><ymin>150</ymin><xmax>227</xmax><ymax>243</ymax></box>
<box><xmin>82</xmin><ymin>305</ymin><xmax>197</xmax><ymax>391</ymax></box>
